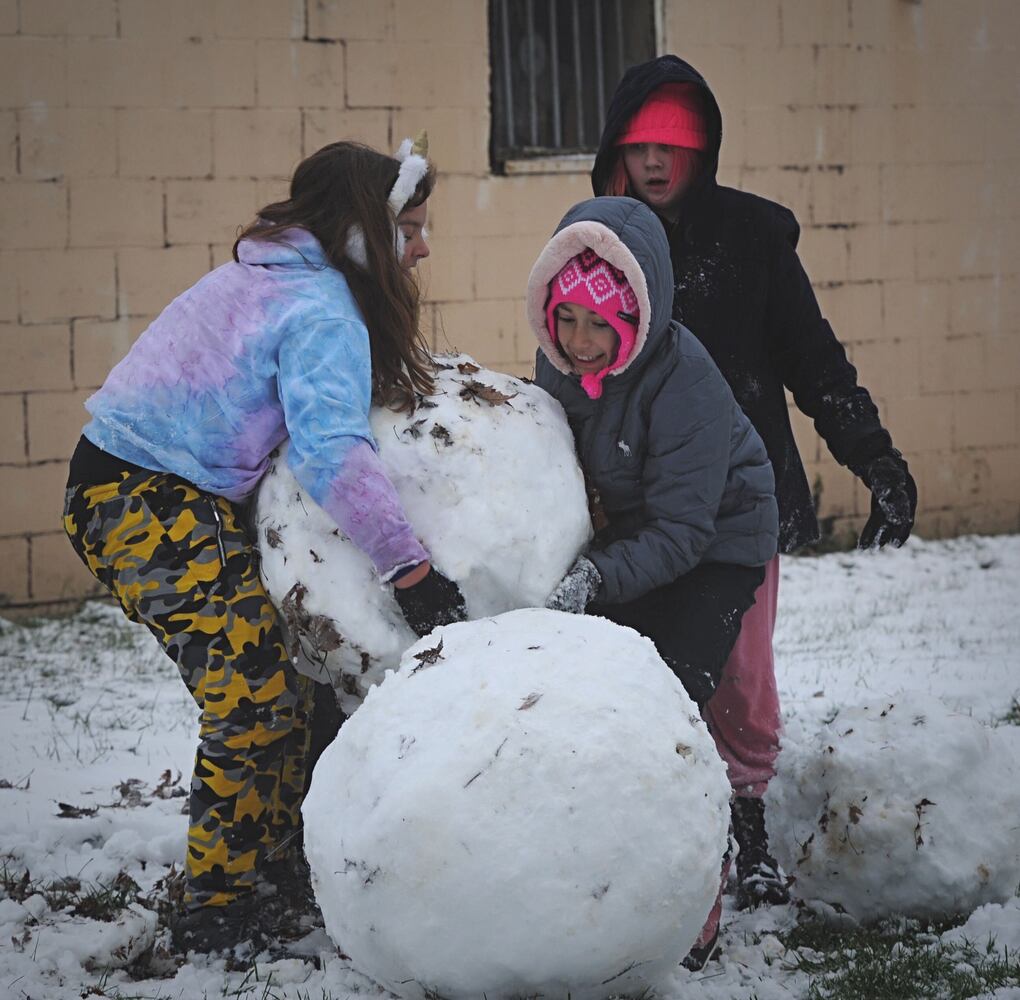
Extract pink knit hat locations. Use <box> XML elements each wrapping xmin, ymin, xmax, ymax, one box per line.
<box><xmin>615</xmin><ymin>82</ymin><xmax>708</xmax><ymax>151</ymax></box>
<box><xmin>546</xmin><ymin>249</ymin><xmax>640</xmax><ymax>400</ymax></box>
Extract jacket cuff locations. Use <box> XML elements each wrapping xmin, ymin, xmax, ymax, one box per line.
<box><xmin>845</xmin><ymin>430</ymin><xmax>895</xmax><ymax>478</ymax></box>
<box><xmin>387</xmin><ymin>560</ymin><xmax>426</xmax><ymax>585</ymax></box>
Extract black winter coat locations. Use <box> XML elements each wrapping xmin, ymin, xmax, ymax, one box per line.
<box><xmin>592</xmin><ymin>55</ymin><xmax>894</xmax><ymax>552</ymax></box>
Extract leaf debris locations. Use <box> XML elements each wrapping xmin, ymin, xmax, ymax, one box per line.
<box><xmin>458</xmin><ymin>379</ymin><xmax>517</xmax><ymax>407</ymax></box>
<box><xmin>914</xmin><ymin>797</ymin><xmax>935</xmax><ymax>848</ymax></box>
<box><xmin>57</xmin><ymin>801</ymin><xmax>99</xmax><ymax>819</ymax></box>
<box><xmin>281</xmin><ymin>582</ymin><xmax>345</xmax><ymax>659</ymax></box>
<box><xmin>403</xmin><ymin>418</ymin><xmax>428</xmax><ymax>439</ymax></box>
<box><xmin>411</xmin><ymin>639</ymin><xmax>444</xmax><ymax>674</ymax></box>
<box><xmin>430</xmin><ymin>424</ymin><xmax>453</xmax><ymax>447</ymax></box>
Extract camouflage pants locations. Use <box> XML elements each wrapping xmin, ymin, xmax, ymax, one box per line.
<box><xmin>64</xmin><ymin>471</ymin><xmax>313</xmax><ymax>909</ymax></box>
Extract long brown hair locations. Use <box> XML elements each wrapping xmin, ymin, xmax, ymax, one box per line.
<box><xmin>233</xmin><ymin>141</ymin><xmax>436</xmax><ymax>411</ymax></box>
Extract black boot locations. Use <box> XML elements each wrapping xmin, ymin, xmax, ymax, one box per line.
<box><xmin>682</xmin><ymin>924</ymin><xmax>720</xmax><ymax>971</ymax></box>
<box><xmin>170</xmin><ymin>894</ymin><xmax>263</xmax><ymax>955</ymax></box>
<box><xmin>732</xmin><ymin>796</ymin><xmax>790</xmax><ymax>909</ymax></box>
<box><xmin>261</xmin><ymin>848</ymin><xmax>321</xmax><ymax>940</ymax></box>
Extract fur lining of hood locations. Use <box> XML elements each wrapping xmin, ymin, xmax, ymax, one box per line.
<box><xmin>527</xmin><ymin>220</ymin><xmax>652</xmax><ymax>382</ymax></box>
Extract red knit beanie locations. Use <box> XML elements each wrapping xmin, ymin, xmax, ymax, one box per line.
<box><xmin>615</xmin><ymin>82</ymin><xmax>708</xmax><ymax>151</ymax></box>
<box><xmin>546</xmin><ymin>249</ymin><xmax>640</xmax><ymax>400</ymax></box>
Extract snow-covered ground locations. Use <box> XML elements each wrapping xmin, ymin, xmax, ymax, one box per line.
<box><xmin>0</xmin><ymin>534</ymin><xmax>1018</xmax><ymax>1000</ymax></box>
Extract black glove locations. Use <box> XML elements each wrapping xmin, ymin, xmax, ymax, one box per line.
<box><xmin>394</xmin><ymin>567</ymin><xmax>467</xmax><ymax>637</ymax></box>
<box><xmin>545</xmin><ymin>556</ymin><xmax>602</xmax><ymax>614</ymax></box>
<box><xmin>853</xmin><ymin>449</ymin><xmax>918</xmax><ymax>549</ymax></box>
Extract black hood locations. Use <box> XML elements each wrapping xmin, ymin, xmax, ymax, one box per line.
<box><xmin>590</xmin><ymin>55</ymin><xmax>723</xmax><ymax>213</ymax></box>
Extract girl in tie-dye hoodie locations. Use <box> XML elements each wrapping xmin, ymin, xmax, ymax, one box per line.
<box><xmin>62</xmin><ymin>139</ymin><xmax>466</xmax><ymax>953</ymax></box>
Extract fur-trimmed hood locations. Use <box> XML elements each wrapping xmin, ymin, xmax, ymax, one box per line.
<box><xmin>526</xmin><ymin>197</ymin><xmax>675</xmax><ymax>388</ymax></box>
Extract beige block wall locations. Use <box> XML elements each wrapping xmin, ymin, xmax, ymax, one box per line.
<box><xmin>1</xmin><ymin>0</ymin><xmax>1018</xmax><ymax>610</ymax></box>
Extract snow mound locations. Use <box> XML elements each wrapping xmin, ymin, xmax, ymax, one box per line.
<box><xmin>941</xmin><ymin>897</ymin><xmax>1020</xmax><ymax>957</ymax></box>
<box><xmin>302</xmin><ymin>608</ymin><xmax>732</xmax><ymax>1000</ymax></box>
<box><xmin>256</xmin><ymin>355</ymin><xmax>592</xmax><ymax>714</ymax></box>
<box><xmin>767</xmin><ymin>694</ymin><xmax>1020</xmax><ymax>922</ymax></box>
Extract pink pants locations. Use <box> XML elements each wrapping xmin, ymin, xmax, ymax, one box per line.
<box><xmin>703</xmin><ymin>553</ymin><xmax>782</xmax><ymax>798</ymax></box>
<box><xmin>692</xmin><ymin>555</ymin><xmax>782</xmax><ymax>950</ymax></box>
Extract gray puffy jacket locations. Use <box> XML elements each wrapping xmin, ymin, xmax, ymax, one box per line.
<box><xmin>529</xmin><ymin>197</ymin><xmax>778</xmax><ymax>605</ymax></box>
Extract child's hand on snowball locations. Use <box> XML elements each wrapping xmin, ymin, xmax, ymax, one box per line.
<box><xmin>394</xmin><ymin>565</ymin><xmax>468</xmax><ymax>637</ymax></box>
<box><xmin>545</xmin><ymin>556</ymin><xmax>602</xmax><ymax>614</ymax></box>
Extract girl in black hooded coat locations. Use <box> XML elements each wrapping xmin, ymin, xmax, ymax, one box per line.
<box><xmin>591</xmin><ymin>54</ymin><xmax>918</xmax><ymax>922</ymax></box>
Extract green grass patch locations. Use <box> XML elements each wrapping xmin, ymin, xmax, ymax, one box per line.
<box><xmin>0</xmin><ymin>858</ymin><xmax>141</xmax><ymax>922</ymax></box>
<box><xmin>779</xmin><ymin>914</ymin><xmax>1020</xmax><ymax>1000</ymax></box>
<box><xmin>1001</xmin><ymin>698</ymin><xmax>1020</xmax><ymax>726</ymax></box>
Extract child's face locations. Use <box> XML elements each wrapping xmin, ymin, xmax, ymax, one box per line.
<box><xmin>621</xmin><ymin>143</ymin><xmax>698</xmax><ymax>221</ymax></box>
<box><xmin>555</xmin><ymin>303</ymin><xmax>620</xmax><ymax>375</ymax></box>
<box><xmin>397</xmin><ymin>201</ymin><xmax>430</xmax><ymax>270</ymax></box>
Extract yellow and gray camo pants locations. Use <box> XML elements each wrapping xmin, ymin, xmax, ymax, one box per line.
<box><xmin>63</xmin><ymin>470</ymin><xmax>313</xmax><ymax>909</ymax></box>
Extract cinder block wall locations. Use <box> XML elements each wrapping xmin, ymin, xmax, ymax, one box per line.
<box><xmin>1</xmin><ymin>0</ymin><xmax>1018</xmax><ymax>610</ymax></box>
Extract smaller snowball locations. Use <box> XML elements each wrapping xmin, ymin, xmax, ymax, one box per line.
<box><xmin>766</xmin><ymin>694</ymin><xmax>1020</xmax><ymax>922</ymax></box>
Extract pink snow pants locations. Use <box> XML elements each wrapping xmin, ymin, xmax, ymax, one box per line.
<box><xmin>703</xmin><ymin>553</ymin><xmax>782</xmax><ymax>799</ymax></box>
<box><xmin>692</xmin><ymin>555</ymin><xmax>782</xmax><ymax>952</ymax></box>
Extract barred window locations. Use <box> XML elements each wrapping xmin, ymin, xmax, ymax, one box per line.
<box><xmin>489</xmin><ymin>0</ymin><xmax>657</xmax><ymax>172</ymax></box>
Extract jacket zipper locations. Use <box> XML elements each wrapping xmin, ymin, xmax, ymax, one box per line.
<box><xmin>208</xmin><ymin>499</ymin><xmax>228</xmax><ymax>566</ymax></box>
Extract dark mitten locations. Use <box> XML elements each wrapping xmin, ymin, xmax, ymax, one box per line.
<box><xmin>854</xmin><ymin>449</ymin><xmax>918</xmax><ymax>549</ymax></box>
<box><xmin>394</xmin><ymin>567</ymin><xmax>467</xmax><ymax>637</ymax></box>
<box><xmin>545</xmin><ymin>556</ymin><xmax>602</xmax><ymax>614</ymax></box>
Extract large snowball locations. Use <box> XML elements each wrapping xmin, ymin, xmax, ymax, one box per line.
<box><xmin>256</xmin><ymin>356</ymin><xmax>591</xmax><ymax>713</ymax></box>
<box><xmin>302</xmin><ymin>608</ymin><xmax>731</xmax><ymax>1000</ymax></box>
<box><xmin>766</xmin><ymin>695</ymin><xmax>1020</xmax><ymax>922</ymax></box>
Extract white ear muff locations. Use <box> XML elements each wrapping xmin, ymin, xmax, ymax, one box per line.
<box><xmin>345</xmin><ymin>224</ymin><xmax>369</xmax><ymax>269</ymax></box>
<box><xmin>388</xmin><ymin>130</ymin><xmax>430</xmax><ymax>217</ymax></box>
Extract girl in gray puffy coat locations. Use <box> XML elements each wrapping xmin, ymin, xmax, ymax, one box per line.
<box><xmin>532</xmin><ymin>196</ymin><xmax>778</xmax><ymax>706</ymax></box>
<box><xmin>529</xmin><ymin>196</ymin><xmax>779</xmax><ymax>966</ymax></box>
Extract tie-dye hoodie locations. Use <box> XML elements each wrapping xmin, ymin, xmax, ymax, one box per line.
<box><xmin>83</xmin><ymin>227</ymin><xmax>428</xmax><ymax>580</ymax></box>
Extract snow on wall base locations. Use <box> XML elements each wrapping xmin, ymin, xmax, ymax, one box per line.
<box><xmin>255</xmin><ymin>356</ymin><xmax>592</xmax><ymax>714</ymax></box>
<box><xmin>302</xmin><ymin>608</ymin><xmax>732</xmax><ymax>1000</ymax></box>
<box><xmin>766</xmin><ymin>694</ymin><xmax>1020</xmax><ymax>923</ymax></box>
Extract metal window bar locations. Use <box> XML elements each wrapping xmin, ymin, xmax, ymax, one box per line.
<box><xmin>549</xmin><ymin>0</ymin><xmax>561</xmax><ymax>147</ymax></box>
<box><xmin>572</xmin><ymin>0</ymin><xmax>583</xmax><ymax>147</ymax></box>
<box><xmin>593</xmin><ymin>0</ymin><xmax>605</xmax><ymax>129</ymax></box>
<box><xmin>615</xmin><ymin>0</ymin><xmax>625</xmax><ymax>95</ymax></box>
<box><xmin>490</xmin><ymin>0</ymin><xmax>655</xmax><ymax>167</ymax></box>
<box><xmin>499</xmin><ymin>0</ymin><xmax>515</xmax><ymax>148</ymax></box>
<box><xmin>526</xmin><ymin>0</ymin><xmax>538</xmax><ymax>146</ymax></box>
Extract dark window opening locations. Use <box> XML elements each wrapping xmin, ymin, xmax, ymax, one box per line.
<box><xmin>489</xmin><ymin>0</ymin><xmax>657</xmax><ymax>172</ymax></box>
